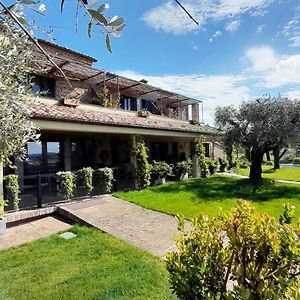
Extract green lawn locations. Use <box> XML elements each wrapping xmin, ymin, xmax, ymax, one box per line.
<box><xmin>0</xmin><ymin>226</ymin><xmax>176</xmax><ymax>300</ymax></box>
<box><xmin>239</xmin><ymin>166</ymin><xmax>300</xmax><ymax>182</ymax></box>
<box><xmin>114</xmin><ymin>176</ymin><xmax>300</xmax><ymax>222</ymax></box>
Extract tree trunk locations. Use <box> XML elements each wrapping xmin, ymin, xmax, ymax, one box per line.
<box><xmin>273</xmin><ymin>148</ymin><xmax>280</xmax><ymax>169</ymax></box>
<box><xmin>249</xmin><ymin>148</ymin><xmax>264</xmax><ymax>183</ymax></box>
<box><xmin>266</xmin><ymin>151</ymin><xmax>271</xmax><ymax>162</ymax></box>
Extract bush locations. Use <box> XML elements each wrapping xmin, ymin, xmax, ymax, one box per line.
<box><xmin>0</xmin><ymin>200</ymin><xmax>7</xmax><ymax>218</ymax></box>
<box><xmin>173</xmin><ymin>160</ymin><xmax>192</xmax><ymax>180</ymax></box>
<box><xmin>94</xmin><ymin>167</ymin><xmax>114</xmax><ymax>194</ymax></box>
<box><xmin>131</xmin><ymin>135</ymin><xmax>151</xmax><ymax>190</ymax></box>
<box><xmin>218</xmin><ymin>158</ymin><xmax>228</xmax><ymax>172</ymax></box>
<box><xmin>265</xmin><ymin>161</ymin><xmax>274</xmax><ymax>166</ymax></box>
<box><xmin>207</xmin><ymin>159</ymin><xmax>219</xmax><ymax>175</ymax></box>
<box><xmin>76</xmin><ymin>167</ymin><xmax>94</xmax><ymax>195</ymax></box>
<box><xmin>56</xmin><ymin>171</ymin><xmax>75</xmax><ymax>200</ymax></box>
<box><xmin>166</xmin><ymin>201</ymin><xmax>300</xmax><ymax>299</ymax></box>
<box><xmin>293</xmin><ymin>157</ymin><xmax>300</xmax><ymax>164</ymax></box>
<box><xmin>238</xmin><ymin>157</ymin><xmax>250</xmax><ymax>169</ymax></box>
<box><xmin>4</xmin><ymin>174</ymin><xmax>20</xmax><ymax>211</ymax></box>
<box><xmin>150</xmin><ymin>161</ymin><xmax>173</xmax><ymax>181</ymax></box>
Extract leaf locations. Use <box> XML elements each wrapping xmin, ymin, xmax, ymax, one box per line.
<box><xmin>109</xmin><ymin>17</ymin><xmax>124</xmax><ymax>27</ymax></box>
<box><xmin>82</xmin><ymin>0</ymin><xmax>88</xmax><ymax>4</ymax></box>
<box><xmin>16</xmin><ymin>16</ymin><xmax>29</xmax><ymax>26</ymax></box>
<box><xmin>87</xmin><ymin>20</ymin><xmax>93</xmax><ymax>38</ymax></box>
<box><xmin>97</xmin><ymin>4</ymin><xmax>108</xmax><ymax>13</ymax></box>
<box><xmin>116</xmin><ymin>24</ymin><xmax>126</xmax><ymax>32</ymax></box>
<box><xmin>60</xmin><ymin>0</ymin><xmax>65</xmax><ymax>12</ymax></box>
<box><xmin>87</xmin><ymin>9</ymin><xmax>108</xmax><ymax>26</ymax></box>
<box><xmin>87</xmin><ymin>0</ymin><xmax>99</xmax><ymax>7</ymax></box>
<box><xmin>20</xmin><ymin>0</ymin><xmax>37</xmax><ymax>4</ymax></box>
<box><xmin>106</xmin><ymin>34</ymin><xmax>112</xmax><ymax>53</ymax></box>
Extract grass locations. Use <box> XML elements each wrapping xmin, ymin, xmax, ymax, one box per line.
<box><xmin>0</xmin><ymin>226</ymin><xmax>176</xmax><ymax>300</ymax></box>
<box><xmin>114</xmin><ymin>176</ymin><xmax>300</xmax><ymax>222</ymax></box>
<box><xmin>239</xmin><ymin>166</ymin><xmax>300</xmax><ymax>182</ymax></box>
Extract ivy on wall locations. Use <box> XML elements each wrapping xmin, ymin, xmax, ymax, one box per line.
<box><xmin>131</xmin><ymin>135</ymin><xmax>151</xmax><ymax>190</ymax></box>
<box><xmin>56</xmin><ymin>171</ymin><xmax>75</xmax><ymax>200</ymax></box>
<box><xmin>94</xmin><ymin>167</ymin><xmax>114</xmax><ymax>193</ymax></box>
<box><xmin>76</xmin><ymin>167</ymin><xmax>94</xmax><ymax>195</ymax></box>
<box><xmin>4</xmin><ymin>174</ymin><xmax>20</xmax><ymax>211</ymax></box>
<box><xmin>193</xmin><ymin>136</ymin><xmax>209</xmax><ymax>178</ymax></box>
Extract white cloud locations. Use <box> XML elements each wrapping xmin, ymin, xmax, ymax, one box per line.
<box><xmin>209</xmin><ymin>30</ymin><xmax>222</xmax><ymax>42</ymax></box>
<box><xmin>142</xmin><ymin>0</ymin><xmax>272</xmax><ymax>35</ymax></box>
<box><xmin>245</xmin><ymin>46</ymin><xmax>277</xmax><ymax>72</ymax></box>
<box><xmin>116</xmin><ymin>70</ymin><xmax>250</xmax><ymax>124</ymax></box>
<box><xmin>245</xmin><ymin>46</ymin><xmax>300</xmax><ymax>87</ymax></box>
<box><xmin>286</xmin><ymin>90</ymin><xmax>300</xmax><ymax>99</ymax></box>
<box><xmin>280</xmin><ymin>11</ymin><xmax>300</xmax><ymax>47</ymax></box>
<box><xmin>288</xmin><ymin>34</ymin><xmax>300</xmax><ymax>47</ymax></box>
<box><xmin>226</xmin><ymin>20</ymin><xmax>241</xmax><ymax>32</ymax></box>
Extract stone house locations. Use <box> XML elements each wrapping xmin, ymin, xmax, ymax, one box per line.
<box><xmin>3</xmin><ymin>40</ymin><xmax>223</xmax><ymax>208</ymax></box>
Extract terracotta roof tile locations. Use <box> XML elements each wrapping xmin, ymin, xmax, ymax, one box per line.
<box><xmin>30</xmin><ymin>103</ymin><xmax>220</xmax><ymax>135</ymax></box>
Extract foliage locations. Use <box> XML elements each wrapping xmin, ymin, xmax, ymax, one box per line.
<box><xmin>218</xmin><ymin>158</ymin><xmax>228</xmax><ymax>172</ymax></box>
<box><xmin>131</xmin><ymin>135</ymin><xmax>151</xmax><ymax>190</ymax></box>
<box><xmin>166</xmin><ymin>201</ymin><xmax>300</xmax><ymax>299</ymax></box>
<box><xmin>4</xmin><ymin>174</ymin><xmax>20</xmax><ymax>211</ymax></box>
<box><xmin>173</xmin><ymin>160</ymin><xmax>192</xmax><ymax>180</ymax></box>
<box><xmin>2</xmin><ymin>0</ymin><xmax>126</xmax><ymax>53</ymax></box>
<box><xmin>207</xmin><ymin>159</ymin><xmax>219</xmax><ymax>175</ymax></box>
<box><xmin>0</xmin><ymin>226</ymin><xmax>176</xmax><ymax>300</ymax></box>
<box><xmin>76</xmin><ymin>167</ymin><xmax>94</xmax><ymax>195</ymax></box>
<box><xmin>238</xmin><ymin>157</ymin><xmax>250</xmax><ymax>169</ymax></box>
<box><xmin>215</xmin><ymin>96</ymin><xmax>300</xmax><ymax>182</ymax></box>
<box><xmin>293</xmin><ymin>157</ymin><xmax>300</xmax><ymax>164</ymax></box>
<box><xmin>0</xmin><ymin>199</ymin><xmax>8</xmax><ymax>218</ymax></box>
<box><xmin>56</xmin><ymin>171</ymin><xmax>75</xmax><ymax>200</ymax></box>
<box><xmin>150</xmin><ymin>161</ymin><xmax>173</xmax><ymax>180</ymax></box>
<box><xmin>193</xmin><ymin>136</ymin><xmax>209</xmax><ymax>178</ymax></box>
<box><xmin>265</xmin><ymin>160</ymin><xmax>274</xmax><ymax>166</ymax></box>
<box><xmin>94</xmin><ymin>167</ymin><xmax>114</xmax><ymax>193</ymax></box>
<box><xmin>114</xmin><ymin>176</ymin><xmax>300</xmax><ymax>223</ymax></box>
<box><xmin>0</xmin><ymin>22</ymin><xmax>39</xmax><ymax>166</ymax></box>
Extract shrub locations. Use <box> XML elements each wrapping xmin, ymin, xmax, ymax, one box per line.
<box><xmin>4</xmin><ymin>174</ymin><xmax>20</xmax><ymax>211</ymax></box>
<box><xmin>94</xmin><ymin>167</ymin><xmax>114</xmax><ymax>193</ymax></box>
<box><xmin>76</xmin><ymin>167</ymin><xmax>94</xmax><ymax>195</ymax></box>
<box><xmin>238</xmin><ymin>157</ymin><xmax>250</xmax><ymax>169</ymax></box>
<box><xmin>150</xmin><ymin>161</ymin><xmax>173</xmax><ymax>181</ymax></box>
<box><xmin>293</xmin><ymin>157</ymin><xmax>300</xmax><ymax>164</ymax></box>
<box><xmin>193</xmin><ymin>136</ymin><xmax>209</xmax><ymax>178</ymax></box>
<box><xmin>207</xmin><ymin>159</ymin><xmax>219</xmax><ymax>175</ymax></box>
<box><xmin>166</xmin><ymin>201</ymin><xmax>300</xmax><ymax>300</ymax></box>
<box><xmin>56</xmin><ymin>171</ymin><xmax>75</xmax><ymax>200</ymax></box>
<box><xmin>218</xmin><ymin>158</ymin><xmax>228</xmax><ymax>172</ymax></box>
<box><xmin>0</xmin><ymin>200</ymin><xmax>7</xmax><ymax>218</ymax></box>
<box><xmin>131</xmin><ymin>135</ymin><xmax>151</xmax><ymax>190</ymax></box>
<box><xmin>265</xmin><ymin>160</ymin><xmax>274</xmax><ymax>166</ymax></box>
<box><xmin>173</xmin><ymin>160</ymin><xmax>192</xmax><ymax>180</ymax></box>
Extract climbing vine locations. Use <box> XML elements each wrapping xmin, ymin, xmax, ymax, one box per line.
<box><xmin>76</xmin><ymin>167</ymin><xmax>94</xmax><ymax>195</ymax></box>
<box><xmin>4</xmin><ymin>174</ymin><xmax>20</xmax><ymax>211</ymax></box>
<box><xmin>94</xmin><ymin>167</ymin><xmax>114</xmax><ymax>193</ymax></box>
<box><xmin>193</xmin><ymin>136</ymin><xmax>209</xmax><ymax>178</ymax></box>
<box><xmin>131</xmin><ymin>135</ymin><xmax>151</xmax><ymax>190</ymax></box>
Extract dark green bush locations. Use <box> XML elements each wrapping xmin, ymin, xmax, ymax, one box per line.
<box><xmin>76</xmin><ymin>167</ymin><xmax>94</xmax><ymax>195</ymax></box>
<box><xmin>173</xmin><ymin>160</ymin><xmax>192</xmax><ymax>180</ymax></box>
<box><xmin>265</xmin><ymin>161</ymin><xmax>274</xmax><ymax>166</ymax></box>
<box><xmin>167</xmin><ymin>202</ymin><xmax>300</xmax><ymax>299</ymax></box>
<box><xmin>94</xmin><ymin>167</ymin><xmax>114</xmax><ymax>194</ymax></box>
<box><xmin>57</xmin><ymin>171</ymin><xmax>75</xmax><ymax>200</ymax></box>
<box><xmin>193</xmin><ymin>136</ymin><xmax>209</xmax><ymax>178</ymax></box>
<box><xmin>4</xmin><ymin>174</ymin><xmax>20</xmax><ymax>211</ymax></box>
<box><xmin>150</xmin><ymin>161</ymin><xmax>173</xmax><ymax>181</ymax></box>
<box><xmin>293</xmin><ymin>157</ymin><xmax>300</xmax><ymax>164</ymax></box>
<box><xmin>207</xmin><ymin>159</ymin><xmax>219</xmax><ymax>175</ymax></box>
<box><xmin>218</xmin><ymin>158</ymin><xmax>228</xmax><ymax>172</ymax></box>
<box><xmin>238</xmin><ymin>157</ymin><xmax>250</xmax><ymax>169</ymax></box>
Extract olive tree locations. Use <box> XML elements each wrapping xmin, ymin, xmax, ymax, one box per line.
<box><xmin>215</xmin><ymin>96</ymin><xmax>300</xmax><ymax>183</ymax></box>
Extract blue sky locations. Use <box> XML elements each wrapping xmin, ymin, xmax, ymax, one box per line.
<box><xmin>23</xmin><ymin>0</ymin><xmax>300</xmax><ymax>124</ymax></box>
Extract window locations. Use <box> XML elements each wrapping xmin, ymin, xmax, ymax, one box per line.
<box><xmin>120</xmin><ymin>96</ymin><xmax>137</xmax><ymax>111</ymax></box>
<box><xmin>141</xmin><ymin>99</ymin><xmax>155</xmax><ymax>113</ymax></box>
<box><xmin>204</xmin><ymin>143</ymin><xmax>210</xmax><ymax>157</ymax></box>
<box><xmin>31</xmin><ymin>75</ymin><xmax>56</xmax><ymax>98</ymax></box>
<box><xmin>24</xmin><ymin>141</ymin><xmax>64</xmax><ymax>175</ymax></box>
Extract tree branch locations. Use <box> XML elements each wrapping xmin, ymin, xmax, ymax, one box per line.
<box><xmin>174</xmin><ymin>0</ymin><xmax>199</xmax><ymax>25</ymax></box>
<box><xmin>0</xmin><ymin>1</ymin><xmax>72</xmax><ymax>88</ymax></box>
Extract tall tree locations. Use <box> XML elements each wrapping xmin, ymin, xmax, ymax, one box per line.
<box><xmin>215</xmin><ymin>96</ymin><xmax>300</xmax><ymax>183</ymax></box>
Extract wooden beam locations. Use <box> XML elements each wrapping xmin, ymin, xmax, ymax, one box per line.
<box><xmin>139</xmin><ymin>89</ymin><xmax>160</xmax><ymax>96</ymax></box>
<box><xmin>81</xmin><ymin>71</ymin><xmax>104</xmax><ymax>81</ymax></box>
<box><xmin>119</xmin><ymin>83</ymin><xmax>141</xmax><ymax>91</ymax></box>
<box><xmin>46</xmin><ymin>60</ymin><xmax>69</xmax><ymax>75</ymax></box>
<box><xmin>95</xmin><ymin>75</ymin><xmax>118</xmax><ymax>86</ymax></box>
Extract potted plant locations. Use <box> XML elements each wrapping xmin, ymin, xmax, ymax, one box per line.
<box><xmin>0</xmin><ymin>200</ymin><xmax>8</xmax><ymax>235</ymax></box>
<box><xmin>151</xmin><ymin>161</ymin><xmax>173</xmax><ymax>185</ymax></box>
<box><xmin>138</xmin><ymin>109</ymin><xmax>149</xmax><ymax>118</ymax></box>
<box><xmin>173</xmin><ymin>160</ymin><xmax>192</xmax><ymax>181</ymax></box>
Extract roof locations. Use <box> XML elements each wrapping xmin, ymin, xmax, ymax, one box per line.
<box><xmin>37</xmin><ymin>39</ymin><xmax>97</xmax><ymax>63</ymax></box>
<box><xmin>30</xmin><ymin>101</ymin><xmax>220</xmax><ymax>136</ymax></box>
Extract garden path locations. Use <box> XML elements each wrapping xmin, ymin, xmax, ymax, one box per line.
<box><xmin>58</xmin><ymin>196</ymin><xmax>191</xmax><ymax>258</ymax></box>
